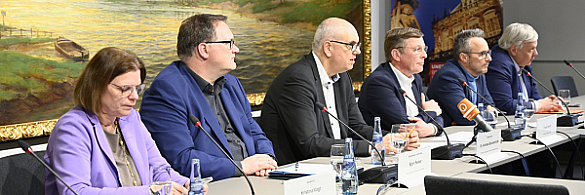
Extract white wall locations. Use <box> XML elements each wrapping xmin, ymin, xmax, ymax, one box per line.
<box><xmin>370</xmin><ymin>0</ymin><xmax>391</xmax><ymax>72</ymax></box>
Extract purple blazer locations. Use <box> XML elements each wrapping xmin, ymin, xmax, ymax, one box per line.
<box><xmin>45</xmin><ymin>106</ymin><xmax>188</xmax><ymax>195</ymax></box>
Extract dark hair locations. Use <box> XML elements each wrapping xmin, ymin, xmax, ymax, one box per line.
<box><xmin>384</xmin><ymin>27</ymin><xmax>424</xmax><ymax>62</ymax></box>
<box><xmin>453</xmin><ymin>29</ymin><xmax>485</xmax><ymax>60</ymax></box>
<box><xmin>177</xmin><ymin>14</ymin><xmax>228</xmax><ymax>61</ymax></box>
<box><xmin>73</xmin><ymin>47</ymin><xmax>146</xmax><ymax>114</ymax></box>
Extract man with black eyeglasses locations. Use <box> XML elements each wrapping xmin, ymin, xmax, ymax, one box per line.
<box><xmin>260</xmin><ymin>18</ymin><xmax>420</xmax><ymax>165</ymax></box>
<box><xmin>140</xmin><ymin>14</ymin><xmax>277</xmax><ymax>181</ymax></box>
<box><xmin>427</xmin><ymin>29</ymin><xmax>495</xmax><ymax>127</ymax></box>
<box><xmin>359</xmin><ymin>27</ymin><xmax>443</xmax><ymax>137</ymax></box>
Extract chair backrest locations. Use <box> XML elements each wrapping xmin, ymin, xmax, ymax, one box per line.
<box><xmin>0</xmin><ymin>151</ymin><xmax>46</xmax><ymax>195</ymax></box>
<box><xmin>424</xmin><ymin>175</ymin><xmax>569</xmax><ymax>195</ymax></box>
<box><xmin>551</xmin><ymin>76</ymin><xmax>579</xmax><ymax>97</ymax></box>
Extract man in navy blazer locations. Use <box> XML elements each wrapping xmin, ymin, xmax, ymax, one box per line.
<box><xmin>140</xmin><ymin>14</ymin><xmax>276</xmax><ymax>181</ymax></box>
<box><xmin>485</xmin><ymin>23</ymin><xmax>561</xmax><ymax>114</ymax></box>
<box><xmin>427</xmin><ymin>29</ymin><xmax>495</xmax><ymax>126</ymax></box>
<box><xmin>359</xmin><ymin>27</ymin><xmax>443</xmax><ymax>138</ymax></box>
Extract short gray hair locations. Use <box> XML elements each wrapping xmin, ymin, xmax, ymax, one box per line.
<box><xmin>498</xmin><ymin>23</ymin><xmax>538</xmax><ymax>50</ymax></box>
<box><xmin>453</xmin><ymin>29</ymin><xmax>485</xmax><ymax>60</ymax></box>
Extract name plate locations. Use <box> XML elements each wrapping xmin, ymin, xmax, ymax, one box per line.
<box><xmin>283</xmin><ymin>171</ymin><xmax>336</xmax><ymax>195</ymax></box>
<box><xmin>397</xmin><ymin>146</ymin><xmax>433</xmax><ymax>188</ymax></box>
<box><xmin>476</xmin><ymin>129</ymin><xmax>507</xmax><ymax>163</ymax></box>
<box><xmin>536</xmin><ymin>115</ymin><xmax>564</xmax><ymax>145</ymax></box>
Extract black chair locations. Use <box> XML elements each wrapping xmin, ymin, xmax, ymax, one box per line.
<box><xmin>551</xmin><ymin>76</ymin><xmax>579</xmax><ymax>97</ymax></box>
<box><xmin>0</xmin><ymin>151</ymin><xmax>46</xmax><ymax>195</ymax></box>
<box><xmin>424</xmin><ymin>175</ymin><xmax>569</xmax><ymax>195</ymax></box>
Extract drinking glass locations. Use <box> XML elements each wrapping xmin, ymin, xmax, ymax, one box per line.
<box><xmin>390</xmin><ymin>124</ymin><xmax>414</xmax><ymax>161</ymax></box>
<box><xmin>524</xmin><ymin>109</ymin><xmax>536</xmax><ymax>122</ymax></box>
<box><xmin>559</xmin><ymin>89</ymin><xmax>571</xmax><ymax>104</ymax></box>
<box><xmin>150</xmin><ymin>166</ymin><xmax>172</xmax><ymax>195</ymax></box>
<box><xmin>330</xmin><ymin>144</ymin><xmax>345</xmax><ymax>191</ymax></box>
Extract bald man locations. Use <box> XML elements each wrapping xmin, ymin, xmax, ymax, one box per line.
<box><xmin>260</xmin><ymin>18</ymin><xmax>420</xmax><ymax>165</ymax></box>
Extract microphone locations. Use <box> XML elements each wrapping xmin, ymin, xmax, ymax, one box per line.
<box><xmin>315</xmin><ymin>102</ymin><xmax>397</xmax><ymax>184</ymax></box>
<box><xmin>457</xmin><ymin>78</ymin><xmax>519</xmax><ymax>140</ymax></box>
<box><xmin>564</xmin><ymin>60</ymin><xmax>585</xmax><ymax>80</ymax></box>
<box><xmin>315</xmin><ymin>102</ymin><xmax>385</xmax><ymax>166</ymax></box>
<box><xmin>189</xmin><ymin>115</ymin><xmax>255</xmax><ymax>195</ymax></box>
<box><xmin>398</xmin><ymin>89</ymin><xmax>464</xmax><ymax>160</ymax></box>
<box><xmin>18</xmin><ymin>140</ymin><xmax>79</xmax><ymax>195</ymax></box>
<box><xmin>521</xmin><ymin>69</ymin><xmax>579</xmax><ymax>126</ymax></box>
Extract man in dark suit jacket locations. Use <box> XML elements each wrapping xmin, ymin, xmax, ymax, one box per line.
<box><xmin>359</xmin><ymin>27</ymin><xmax>443</xmax><ymax>138</ymax></box>
<box><xmin>140</xmin><ymin>14</ymin><xmax>276</xmax><ymax>181</ymax></box>
<box><xmin>485</xmin><ymin>23</ymin><xmax>561</xmax><ymax>114</ymax></box>
<box><xmin>427</xmin><ymin>29</ymin><xmax>495</xmax><ymax>126</ymax></box>
<box><xmin>260</xmin><ymin>18</ymin><xmax>420</xmax><ymax>165</ymax></box>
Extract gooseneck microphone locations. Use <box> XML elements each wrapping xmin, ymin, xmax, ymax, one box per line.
<box><xmin>457</xmin><ymin>78</ymin><xmax>512</xmax><ymax>129</ymax></box>
<box><xmin>398</xmin><ymin>89</ymin><xmax>464</xmax><ymax>160</ymax></box>
<box><xmin>18</xmin><ymin>140</ymin><xmax>79</xmax><ymax>195</ymax></box>
<box><xmin>564</xmin><ymin>60</ymin><xmax>585</xmax><ymax>80</ymax></box>
<box><xmin>189</xmin><ymin>115</ymin><xmax>255</xmax><ymax>195</ymax></box>
<box><xmin>315</xmin><ymin>102</ymin><xmax>385</xmax><ymax>166</ymax></box>
<box><xmin>521</xmin><ymin>69</ymin><xmax>579</xmax><ymax>126</ymax></box>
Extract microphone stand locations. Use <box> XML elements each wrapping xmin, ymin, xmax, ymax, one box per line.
<box><xmin>18</xmin><ymin>140</ymin><xmax>79</xmax><ymax>195</ymax></box>
<box><xmin>457</xmin><ymin>78</ymin><xmax>520</xmax><ymax>141</ymax></box>
<box><xmin>316</xmin><ymin>102</ymin><xmax>397</xmax><ymax>184</ymax></box>
<box><xmin>398</xmin><ymin>89</ymin><xmax>464</xmax><ymax>160</ymax></box>
<box><xmin>564</xmin><ymin>60</ymin><xmax>585</xmax><ymax>80</ymax></box>
<box><xmin>189</xmin><ymin>115</ymin><xmax>256</xmax><ymax>195</ymax></box>
<box><xmin>521</xmin><ymin>69</ymin><xmax>580</xmax><ymax>126</ymax></box>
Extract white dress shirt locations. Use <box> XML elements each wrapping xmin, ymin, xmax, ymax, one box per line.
<box><xmin>389</xmin><ymin>63</ymin><xmax>418</xmax><ymax>117</ymax></box>
<box><xmin>313</xmin><ymin>52</ymin><xmax>342</xmax><ymax>139</ymax></box>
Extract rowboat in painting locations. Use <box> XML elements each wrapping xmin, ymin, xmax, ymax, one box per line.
<box><xmin>54</xmin><ymin>37</ymin><xmax>89</xmax><ymax>62</ymax></box>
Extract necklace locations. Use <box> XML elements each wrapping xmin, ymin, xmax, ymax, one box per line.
<box><xmin>115</xmin><ymin>119</ymin><xmax>138</xmax><ymax>186</ymax></box>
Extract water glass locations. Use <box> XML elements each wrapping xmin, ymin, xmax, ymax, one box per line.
<box><xmin>524</xmin><ymin>109</ymin><xmax>535</xmax><ymax>121</ymax></box>
<box><xmin>150</xmin><ymin>166</ymin><xmax>172</xmax><ymax>195</ymax></box>
<box><xmin>330</xmin><ymin>144</ymin><xmax>345</xmax><ymax>191</ymax></box>
<box><xmin>390</xmin><ymin>124</ymin><xmax>414</xmax><ymax>161</ymax></box>
<box><xmin>559</xmin><ymin>89</ymin><xmax>571</xmax><ymax>104</ymax></box>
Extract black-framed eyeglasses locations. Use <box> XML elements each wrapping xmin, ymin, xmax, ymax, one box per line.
<box><xmin>329</xmin><ymin>40</ymin><xmax>362</xmax><ymax>52</ymax></box>
<box><xmin>110</xmin><ymin>83</ymin><xmax>146</xmax><ymax>97</ymax></box>
<box><xmin>205</xmin><ymin>40</ymin><xmax>235</xmax><ymax>49</ymax></box>
<box><xmin>397</xmin><ymin>46</ymin><xmax>428</xmax><ymax>53</ymax></box>
<box><xmin>464</xmin><ymin>50</ymin><xmax>492</xmax><ymax>59</ymax></box>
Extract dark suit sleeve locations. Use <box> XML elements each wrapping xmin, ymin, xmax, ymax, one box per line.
<box><xmin>276</xmin><ymin>72</ymin><xmax>370</xmax><ymax>158</ymax></box>
<box><xmin>140</xmin><ymin>79</ymin><xmax>236</xmax><ymax>180</ymax></box>
<box><xmin>486</xmin><ymin>60</ymin><xmax>518</xmax><ymax>114</ymax></box>
<box><xmin>428</xmin><ymin>71</ymin><xmax>475</xmax><ymax>126</ymax></box>
<box><xmin>343</xmin><ymin>74</ymin><xmax>375</xmax><ymax>156</ymax></box>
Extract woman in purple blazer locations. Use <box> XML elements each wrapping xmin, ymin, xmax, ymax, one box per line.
<box><xmin>44</xmin><ymin>47</ymin><xmax>202</xmax><ymax>195</ymax></box>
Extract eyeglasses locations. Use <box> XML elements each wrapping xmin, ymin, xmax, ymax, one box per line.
<box><xmin>465</xmin><ymin>50</ymin><xmax>492</xmax><ymax>59</ymax></box>
<box><xmin>397</xmin><ymin>46</ymin><xmax>428</xmax><ymax>53</ymax></box>
<box><xmin>328</xmin><ymin>40</ymin><xmax>362</xmax><ymax>52</ymax></box>
<box><xmin>205</xmin><ymin>40</ymin><xmax>235</xmax><ymax>49</ymax></box>
<box><xmin>110</xmin><ymin>83</ymin><xmax>146</xmax><ymax>97</ymax></box>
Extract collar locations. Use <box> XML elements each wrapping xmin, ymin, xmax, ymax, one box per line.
<box><xmin>182</xmin><ymin>62</ymin><xmax>226</xmax><ymax>93</ymax></box>
<box><xmin>508</xmin><ymin>53</ymin><xmax>523</xmax><ymax>74</ymax></box>
<box><xmin>455</xmin><ymin>60</ymin><xmax>480</xmax><ymax>82</ymax></box>
<box><xmin>312</xmin><ymin>51</ymin><xmax>340</xmax><ymax>85</ymax></box>
<box><xmin>389</xmin><ymin>62</ymin><xmax>415</xmax><ymax>86</ymax></box>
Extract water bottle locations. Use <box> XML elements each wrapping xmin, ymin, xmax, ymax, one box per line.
<box><xmin>188</xmin><ymin>159</ymin><xmax>203</xmax><ymax>195</ymax></box>
<box><xmin>371</xmin><ymin>117</ymin><xmax>385</xmax><ymax>165</ymax></box>
<box><xmin>514</xmin><ymin>93</ymin><xmax>526</xmax><ymax>130</ymax></box>
<box><xmin>342</xmin><ymin>138</ymin><xmax>358</xmax><ymax>195</ymax></box>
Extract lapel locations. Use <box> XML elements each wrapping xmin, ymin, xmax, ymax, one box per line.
<box><xmin>453</xmin><ymin>60</ymin><xmax>473</xmax><ymax>99</ymax></box>
<box><xmin>118</xmin><ymin>114</ymin><xmax>148</xmax><ymax>185</ymax></box>
<box><xmin>383</xmin><ymin>63</ymin><xmax>407</xmax><ymax>108</ymax></box>
<box><xmin>333</xmin><ymin>74</ymin><xmax>348</xmax><ymax>138</ymax></box>
<box><xmin>308</xmin><ymin>53</ymin><xmax>335</xmax><ymax>138</ymax></box>
<box><xmin>85</xmin><ymin>110</ymin><xmax>121</xmax><ymax>186</ymax></box>
<box><xmin>219</xmin><ymin>86</ymin><xmax>254</xmax><ymax>155</ymax></box>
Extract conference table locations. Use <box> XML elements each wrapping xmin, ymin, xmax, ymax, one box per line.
<box><xmin>207</xmin><ymin>96</ymin><xmax>585</xmax><ymax>195</ymax></box>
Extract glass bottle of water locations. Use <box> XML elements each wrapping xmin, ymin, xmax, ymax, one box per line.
<box><xmin>188</xmin><ymin>159</ymin><xmax>203</xmax><ymax>195</ymax></box>
<box><xmin>342</xmin><ymin>138</ymin><xmax>358</xmax><ymax>195</ymax></box>
<box><xmin>371</xmin><ymin>117</ymin><xmax>385</xmax><ymax>165</ymax></box>
<box><xmin>514</xmin><ymin>93</ymin><xmax>526</xmax><ymax>130</ymax></box>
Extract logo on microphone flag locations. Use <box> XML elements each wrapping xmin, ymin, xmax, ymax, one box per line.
<box><xmin>458</xmin><ymin>99</ymin><xmax>479</xmax><ymax>121</ymax></box>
